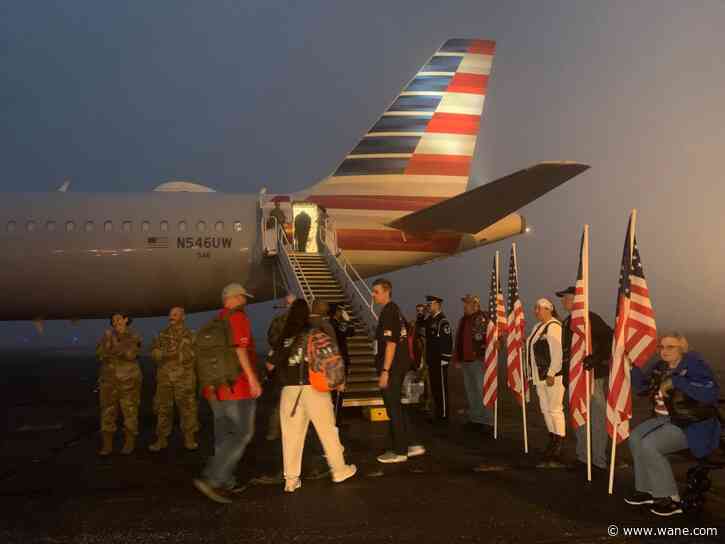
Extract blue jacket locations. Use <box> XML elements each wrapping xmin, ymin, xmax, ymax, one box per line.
<box><xmin>632</xmin><ymin>351</ymin><xmax>721</xmax><ymax>459</ymax></box>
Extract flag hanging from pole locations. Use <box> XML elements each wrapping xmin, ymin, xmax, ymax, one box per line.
<box><xmin>506</xmin><ymin>245</ymin><xmax>528</xmax><ymax>405</ymax></box>
<box><xmin>483</xmin><ymin>254</ymin><xmax>500</xmax><ymax>408</ymax></box>
<box><xmin>568</xmin><ymin>228</ymin><xmax>591</xmax><ymax>428</ymax></box>
<box><xmin>606</xmin><ymin>212</ymin><xmax>657</xmax><ymax>443</ymax></box>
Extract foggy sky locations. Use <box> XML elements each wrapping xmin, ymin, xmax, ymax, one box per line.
<box><xmin>1</xmin><ymin>1</ymin><xmax>724</xmax><ymax>360</ymax></box>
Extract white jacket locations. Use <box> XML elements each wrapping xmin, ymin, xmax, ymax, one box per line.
<box><xmin>525</xmin><ymin>318</ymin><xmax>563</xmax><ymax>383</ymax></box>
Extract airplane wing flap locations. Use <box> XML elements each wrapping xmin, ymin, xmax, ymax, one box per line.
<box><xmin>387</xmin><ymin>162</ymin><xmax>589</xmax><ymax>234</ymax></box>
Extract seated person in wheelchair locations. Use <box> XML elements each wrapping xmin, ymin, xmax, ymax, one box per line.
<box><xmin>624</xmin><ymin>332</ymin><xmax>721</xmax><ymax>517</ymax></box>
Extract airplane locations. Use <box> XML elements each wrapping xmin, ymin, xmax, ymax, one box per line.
<box><xmin>0</xmin><ymin>38</ymin><xmax>588</xmax><ymax>323</ymax></box>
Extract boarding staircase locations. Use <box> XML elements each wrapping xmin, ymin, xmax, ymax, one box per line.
<box><xmin>269</xmin><ymin>218</ymin><xmax>383</xmax><ymax>407</ymax></box>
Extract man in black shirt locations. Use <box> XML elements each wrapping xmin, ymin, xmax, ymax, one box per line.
<box><xmin>556</xmin><ymin>286</ymin><xmax>614</xmax><ymax>470</ymax></box>
<box><xmin>372</xmin><ymin>278</ymin><xmax>425</xmax><ymax>464</ymax></box>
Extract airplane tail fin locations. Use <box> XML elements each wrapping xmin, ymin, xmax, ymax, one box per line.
<box><xmin>306</xmin><ymin>38</ymin><xmax>495</xmax><ymax>213</ymax></box>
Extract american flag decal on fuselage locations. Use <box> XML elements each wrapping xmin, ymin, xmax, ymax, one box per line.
<box><xmin>146</xmin><ymin>236</ymin><xmax>169</xmax><ymax>249</ymax></box>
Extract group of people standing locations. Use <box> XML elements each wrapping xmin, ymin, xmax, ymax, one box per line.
<box><xmin>95</xmin><ymin>277</ymin><xmax>721</xmax><ymax>516</ymax></box>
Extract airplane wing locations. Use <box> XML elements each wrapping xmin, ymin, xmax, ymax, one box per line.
<box><xmin>387</xmin><ymin>161</ymin><xmax>590</xmax><ymax>234</ymax></box>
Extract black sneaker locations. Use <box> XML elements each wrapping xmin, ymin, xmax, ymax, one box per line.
<box><xmin>624</xmin><ymin>491</ymin><xmax>654</xmax><ymax>506</ymax></box>
<box><xmin>650</xmin><ymin>498</ymin><xmax>683</xmax><ymax>517</ymax></box>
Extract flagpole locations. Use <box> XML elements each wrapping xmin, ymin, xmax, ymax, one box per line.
<box><xmin>608</xmin><ymin>422</ymin><xmax>618</xmax><ymax>495</ymax></box>
<box><xmin>494</xmin><ymin>250</ymin><xmax>500</xmax><ymax>441</ymax></box>
<box><xmin>513</xmin><ymin>243</ymin><xmax>528</xmax><ymax>453</ymax></box>
<box><xmin>583</xmin><ymin>225</ymin><xmax>592</xmax><ymax>483</ymax></box>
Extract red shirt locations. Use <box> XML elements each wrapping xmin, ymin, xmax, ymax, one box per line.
<box><xmin>203</xmin><ymin>308</ymin><xmax>257</xmax><ymax>401</ymax></box>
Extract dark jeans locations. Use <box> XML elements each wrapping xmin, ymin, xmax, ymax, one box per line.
<box><xmin>202</xmin><ymin>397</ymin><xmax>256</xmax><ymax>489</ymax></box>
<box><xmin>381</xmin><ymin>363</ymin><xmax>411</xmax><ymax>455</ymax></box>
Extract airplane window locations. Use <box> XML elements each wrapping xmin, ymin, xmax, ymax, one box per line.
<box><xmin>160</xmin><ymin>220</ymin><xmax>169</xmax><ymax>232</ymax></box>
<box><xmin>122</xmin><ymin>221</ymin><xmax>132</xmax><ymax>232</ymax></box>
<box><xmin>197</xmin><ymin>221</ymin><xmax>207</xmax><ymax>232</ymax></box>
<box><xmin>46</xmin><ymin>221</ymin><xmax>56</xmax><ymax>232</ymax></box>
<box><xmin>142</xmin><ymin>221</ymin><xmax>150</xmax><ymax>232</ymax></box>
<box><xmin>233</xmin><ymin>221</ymin><xmax>242</xmax><ymax>232</ymax></box>
<box><xmin>7</xmin><ymin>221</ymin><xmax>16</xmax><ymax>232</ymax></box>
<box><xmin>215</xmin><ymin>221</ymin><xmax>224</xmax><ymax>232</ymax></box>
<box><xmin>26</xmin><ymin>221</ymin><xmax>37</xmax><ymax>232</ymax></box>
<box><xmin>85</xmin><ymin>221</ymin><xmax>94</xmax><ymax>232</ymax></box>
<box><xmin>178</xmin><ymin>221</ymin><xmax>187</xmax><ymax>233</ymax></box>
<box><xmin>104</xmin><ymin>221</ymin><xmax>113</xmax><ymax>232</ymax></box>
<box><xmin>66</xmin><ymin>221</ymin><xmax>76</xmax><ymax>232</ymax></box>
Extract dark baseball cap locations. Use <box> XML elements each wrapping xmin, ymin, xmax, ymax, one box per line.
<box><xmin>555</xmin><ymin>286</ymin><xmax>576</xmax><ymax>297</ymax></box>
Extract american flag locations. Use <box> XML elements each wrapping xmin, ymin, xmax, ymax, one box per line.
<box><xmin>568</xmin><ymin>228</ymin><xmax>591</xmax><ymax>428</ymax></box>
<box><xmin>506</xmin><ymin>244</ymin><xmax>528</xmax><ymax>405</ymax></box>
<box><xmin>483</xmin><ymin>253</ymin><xmax>500</xmax><ymax>408</ymax></box>
<box><xmin>146</xmin><ymin>236</ymin><xmax>169</xmax><ymax>249</ymax></box>
<box><xmin>606</xmin><ymin>213</ymin><xmax>657</xmax><ymax>443</ymax></box>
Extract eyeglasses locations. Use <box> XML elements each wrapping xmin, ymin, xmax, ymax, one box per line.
<box><xmin>657</xmin><ymin>344</ymin><xmax>679</xmax><ymax>351</ymax></box>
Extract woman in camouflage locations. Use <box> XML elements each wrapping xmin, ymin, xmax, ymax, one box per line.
<box><xmin>96</xmin><ymin>313</ymin><xmax>143</xmax><ymax>455</ymax></box>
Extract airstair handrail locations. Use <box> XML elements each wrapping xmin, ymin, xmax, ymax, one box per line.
<box><xmin>275</xmin><ymin>219</ymin><xmax>313</xmax><ymax>304</ymax></box>
<box><xmin>318</xmin><ymin>222</ymin><xmax>378</xmax><ymax>337</ymax></box>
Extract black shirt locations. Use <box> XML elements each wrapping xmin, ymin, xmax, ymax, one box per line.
<box><xmin>375</xmin><ymin>302</ymin><xmax>409</xmax><ymax>372</ymax></box>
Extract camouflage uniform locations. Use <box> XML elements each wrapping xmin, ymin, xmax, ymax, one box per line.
<box><xmin>150</xmin><ymin>324</ymin><xmax>199</xmax><ymax>443</ymax></box>
<box><xmin>96</xmin><ymin>329</ymin><xmax>143</xmax><ymax>437</ymax></box>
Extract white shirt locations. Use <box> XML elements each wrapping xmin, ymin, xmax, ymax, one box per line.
<box><xmin>525</xmin><ymin>318</ymin><xmax>563</xmax><ymax>383</ymax></box>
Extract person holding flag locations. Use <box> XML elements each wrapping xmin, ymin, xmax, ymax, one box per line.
<box><xmin>525</xmin><ymin>298</ymin><xmax>565</xmax><ymax>464</ymax></box>
<box><xmin>557</xmin><ymin>284</ymin><xmax>612</xmax><ymax>471</ymax></box>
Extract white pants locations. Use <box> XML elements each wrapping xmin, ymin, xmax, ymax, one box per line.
<box><xmin>535</xmin><ymin>377</ymin><xmax>566</xmax><ymax>437</ymax></box>
<box><xmin>280</xmin><ymin>385</ymin><xmax>347</xmax><ymax>482</ymax></box>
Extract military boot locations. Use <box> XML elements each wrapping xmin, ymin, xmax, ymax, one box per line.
<box><xmin>549</xmin><ymin>435</ymin><xmax>564</xmax><ymax>462</ymax></box>
<box><xmin>98</xmin><ymin>432</ymin><xmax>114</xmax><ymax>456</ymax></box>
<box><xmin>120</xmin><ymin>431</ymin><xmax>136</xmax><ymax>455</ymax></box>
<box><xmin>148</xmin><ymin>436</ymin><xmax>168</xmax><ymax>452</ymax></box>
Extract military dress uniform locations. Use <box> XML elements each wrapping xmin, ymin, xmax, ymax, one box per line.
<box><xmin>149</xmin><ymin>324</ymin><xmax>199</xmax><ymax>451</ymax></box>
<box><xmin>424</xmin><ymin>297</ymin><xmax>453</xmax><ymax>421</ymax></box>
<box><xmin>96</xmin><ymin>328</ymin><xmax>143</xmax><ymax>455</ymax></box>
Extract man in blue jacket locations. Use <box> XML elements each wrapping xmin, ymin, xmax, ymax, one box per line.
<box><xmin>624</xmin><ymin>332</ymin><xmax>721</xmax><ymax>517</ymax></box>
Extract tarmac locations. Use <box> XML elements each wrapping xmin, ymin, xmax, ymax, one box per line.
<box><xmin>1</xmin><ymin>349</ymin><xmax>724</xmax><ymax>543</ymax></box>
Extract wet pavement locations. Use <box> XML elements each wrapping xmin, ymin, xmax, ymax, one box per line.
<box><xmin>1</xmin><ymin>350</ymin><xmax>724</xmax><ymax>543</ymax></box>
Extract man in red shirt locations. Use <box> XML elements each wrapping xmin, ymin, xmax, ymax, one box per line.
<box><xmin>193</xmin><ymin>283</ymin><xmax>262</xmax><ymax>504</ymax></box>
<box><xmin>453</xmin><ymin>294</ymin><xmax>493</xmax><ymax>433</ymax></box>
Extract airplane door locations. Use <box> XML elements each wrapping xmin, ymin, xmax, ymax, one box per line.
<box><xmin>291</xmin><ymin>202</ymin><xmax>319</xmax><ymax>253</ymax></box>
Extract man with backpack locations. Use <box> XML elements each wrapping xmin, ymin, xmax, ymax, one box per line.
<box><xmin>193</xmin><ymin>283</ymin><xmax>262</xmax><ymax>504</ymax></box>
<box><xmin>372</xmin><ymin>278</ymin><xmax>425</xmax><ymax>463</ymax></box>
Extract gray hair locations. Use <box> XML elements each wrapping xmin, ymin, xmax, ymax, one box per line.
<box><xmin>659</xmin><ymin>331</ymin><xmax>690</xmax><ymax>354</ymax></box>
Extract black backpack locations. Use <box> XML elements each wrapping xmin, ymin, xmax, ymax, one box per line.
<box><xmin>194</xmin><ymin>312</ymin><xmax>242</xmax><ymax>390</ymax></box>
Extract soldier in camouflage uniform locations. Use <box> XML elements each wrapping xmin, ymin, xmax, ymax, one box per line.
<box><xmin>96</xmin><ymin>313</ymin><xmax>143</xmax><ymax>455</ymax></box>
<box><xmin>149</xmin><ymin>307</ymin><xmax>199</xmax><ymax>451</ymax></box>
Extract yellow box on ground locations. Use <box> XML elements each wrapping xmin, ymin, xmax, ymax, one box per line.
<box><xmin>365</xmin><ymin>407</ymin><xmax>389</xmax><ymax>421</ymax></box>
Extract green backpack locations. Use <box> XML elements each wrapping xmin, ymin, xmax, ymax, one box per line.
<box><xmin>194</xmin><ymin>312</ymin><xmax>241</xmax><ymax>390</ymax></box>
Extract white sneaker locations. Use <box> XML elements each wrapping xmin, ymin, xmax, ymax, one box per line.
<box><xmin>284</xmin><ymin>478</ymin><xmax>302</xmax><ymax>493</ymax></box>
<box><xmin>408</xmin><ymin>445</ymin><xmax>426</xmax><ymax>458</ymax></box>
<box><xmin>332</xmin><ymin>464</ymin><xmax>357</xmax><ymax>483</ymax></box>
<box><xmin>377</xmin><ymin>451</ymin><xmax>408</xmax><ymax>464</ymax></box>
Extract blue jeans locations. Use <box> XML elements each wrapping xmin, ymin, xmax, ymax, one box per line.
<box><xmin>575</xmin><ymin>377</ymin><xmax>608</xmax><ymax>468</ymax></box>
<box><xmin>629</xmin><ymin>415</ymin><xmax>688</xmax><ymax>499</ymax></box>
<box><xmin>461</xmin><ymin>361</ymin><xmax>493</xmax><ymax>425</ymax></box>
<box><xmin>202</xmin><ymin>398</ymin><xmax>256</xmax><ymax>489</ymax></box>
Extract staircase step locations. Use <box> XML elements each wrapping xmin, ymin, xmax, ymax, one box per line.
<box><xmin>342</xmin><ymin>394</ymin><xmax>385</xmax><ymax>408</ymax></box>
<box><xmin>345</xmin><ymin>382</ymin><xmax>381</xmax><ymax>394</ymax></box>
